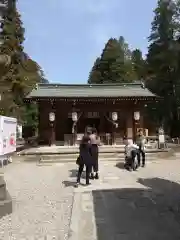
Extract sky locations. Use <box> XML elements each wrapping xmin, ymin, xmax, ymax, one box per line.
<box><xmin>17</xmin><ymin>0</ymin><xmax>158</xmax><ymax>84</ymax></box>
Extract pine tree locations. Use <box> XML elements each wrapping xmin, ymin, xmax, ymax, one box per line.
<box><xmin>146</xmin><ymin>0</ymin><xmax>180</xmax><ymax>136</ymax></box>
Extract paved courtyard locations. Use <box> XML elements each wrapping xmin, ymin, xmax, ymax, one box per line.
<box><xmin>1</xmin><ymin>158</ymin><xmax>180</xmax><ymax>239</ymax></box>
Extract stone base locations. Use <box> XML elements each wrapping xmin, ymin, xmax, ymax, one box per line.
<box><xmin>0</xmin><ymin>176</ymin><xmax>12</xmax><ymax>218</ymax></box>
<box><xmin>0</xmin><ymin>176</ymin><xmax>6</xmax><ymax>200</ymax></box>
<box><xmin>0</xmin><ymin>183</ymin><xmax>6</xmax><ymax>201</ymax></box>
<box><xmin>0</xmin><ymin>190</ymin><xmax>12</xmax><ymax>218</ymax></box>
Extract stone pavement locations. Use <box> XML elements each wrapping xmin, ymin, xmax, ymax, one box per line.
<box><xmin>70</xmin><ymin>160</ymin><xmax>180</xmax><ymax>240</ymax></box>
<box><xmin>1</xmin><ymin>159</ymin><xmax>180</xmax><ymax>239</ymax></box>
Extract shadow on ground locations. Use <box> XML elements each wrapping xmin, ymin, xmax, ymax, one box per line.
<box><xmin>62</xmin><ymin>169</ymin><xmax>87</xmax><ymax>187</ymax></box>
<box><xmin>115</xmin><ymin>162</ymin><xmax>125</xmax><ymax>170</ymax></box>
<box><xmin>92</xmin><ymin>178</ymin><xmax>180</xmax><ymax>239</ymax></box>
<box><xmin>69</xmin><ymin>169</ymin><xmax>86</xmax><ymax>179</ymax></box>
<box><xmin>62</xmin><ymin>180</ymin><xmax>76</xmax><ymax>187</ymax></box>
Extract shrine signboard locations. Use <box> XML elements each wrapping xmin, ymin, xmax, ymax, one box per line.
<box><xmin>0</xmin><ymin>116</ymin><xmax>17</xmax><ymax>156</ymax></box>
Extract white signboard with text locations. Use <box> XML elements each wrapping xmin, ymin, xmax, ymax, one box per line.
<box><xmin>0</xmin><ymin>116</ymin><xmax>17</xmax><ymax>156</ymax></box>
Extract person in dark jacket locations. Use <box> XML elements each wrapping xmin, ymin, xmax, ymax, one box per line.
<box><xmin>89</xmin><ymin>128</ymin><xmax>100</xmax><ymax>179</ymax></box>
<box><xmin>76</xmin><ymin>135</ymin><xmax>93</xmax><ymax>187</ymax></box>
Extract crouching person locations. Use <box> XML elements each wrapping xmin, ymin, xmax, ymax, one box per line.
<box><xmin>124</xmin><ymin>138</ymin><xmax>139</xmax><ymax>171</ymax></box>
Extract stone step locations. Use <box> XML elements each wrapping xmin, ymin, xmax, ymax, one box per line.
<box><xmin>20</xmin><ymin>148</ymin><xmax>126</xmax><ymax>155</ymax></box>
<box><xmin>19</xmin><ymin>146</ymin><xmax>170</xmax><ymax>155</ymax></box>
<box><xmin>20</xmin><ymin>150</ymin><xmax>171</xmax><ymax>158</ymax></box>
<box><xmin>41</xmin><ymin>154</ymin><xmax>164</xmax><ymax>163</ymax></box>
<box><xmin>43</xmin><ymin>153</ymin><xmax>147</xmax><ymax>160</ymax></box>
<box><xmin>16</xmin><ymin>152</ymin><xmax>163</xmax><ymax>162</ymax></box>
<box><xmin>40</xmin><ymin>152</ymin><xmax>157</xmax><ymax>159</ymax></box>
<box><xmin>15</xmin><ymin>148</ymin><xmax>174</xmax><ymax>163</ymax></box>
<box><xmin>39</xmin><ymin>156</ymin><xmax>158</xmax><ymax>164</ymax></box>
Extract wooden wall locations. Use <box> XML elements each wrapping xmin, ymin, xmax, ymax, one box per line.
<box><xmin>38</xmin><ymin>99</ymin><xmax>147</xmax><ymax>144</ymax></box>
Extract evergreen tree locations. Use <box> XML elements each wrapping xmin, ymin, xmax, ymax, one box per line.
<box><xmin>146</xmin><ymin>0</ymin><xmax>180</xmax><ymax>136</ymax></box>
<box><xmin>0</xmin><ymin>3</ymin><xmax>46</xmax><ymax>130</ymax></box>
<box><xmin>88</xmin><ymin>38</ymin><xmax>129</xmax><ymax>83</ymax></box>
<box><xmin>118</xmin><ymin>36</ymin><xmax>135</xmax><ymax>81</ymax></box>
<box><xmin>39</xmin><ymin>68</ymin><xmax>49</xmax><ymax>83</ymax></box>
<box><xmin>131</xmin><ymin>49</ymin><xmax>145</xmax><ymax>80</ymax></box>
<box><xmin>88</xmin><ymin>36</ymin><xmax>140</xmax><ymax>84</ymax></box>
<box><xmin>99</xmin><ymin>38</ymin><xmax>125</xmax><ymax>83</ymax></box>
<box><xmin>88</xmin><ymin>57</ymin><xmax>101</xmax><ymax>84</ymax></box>
<box><xmin>118</xmin><ymin>36</ymin><xmax>131</xmax><ymax>61</ymax></box>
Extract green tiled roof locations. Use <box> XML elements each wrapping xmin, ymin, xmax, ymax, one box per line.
<box><xmin>27</xmin><ymin>83</ymin><xmax>157</xmax><ymax>98</ymax></box>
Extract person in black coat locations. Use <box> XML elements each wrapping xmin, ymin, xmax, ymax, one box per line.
<box><xmin>89</xmin><ymin>128</ymin><xmax>100</xmax><ymax>179</ymax></box>
<box><xmin>76</xmin><ymin>135</ymin><xmax>93</xmax><ymax>187</ymax></box>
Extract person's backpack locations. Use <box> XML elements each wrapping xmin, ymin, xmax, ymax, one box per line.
<box><xmin>76</xmin><ymin>156</ymin><xmax>81</xmax><ymax>165</ymax></box>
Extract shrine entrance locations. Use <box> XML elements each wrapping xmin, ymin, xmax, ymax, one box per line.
<box><xmin>78</xmin><ymin>112</ymin><xmax>101</xmax><ymax>133</ymax></box>
<box><xmin>83</xmin><ymin>118</ymin><xmax>100</xmax><ymax>132</ymax></box>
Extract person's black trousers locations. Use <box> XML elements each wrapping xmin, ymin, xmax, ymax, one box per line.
<box><xmin>77</xmin><ymin>164</ymin><xmax>91</xmax><ymax>184</ymax></box>
<box><xmin>91</xmin><ymin>144</ymin><xmax>99</xmax><ymax>173</ymax></box>
<box><xmin>137</xmin><ymin>148</ymin><xmax>145</xmax><ymax>166</ymax></box>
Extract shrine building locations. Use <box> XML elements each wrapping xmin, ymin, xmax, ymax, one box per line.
<box><xmin>25</xmin><ymin>82</ymin><xmax>159</xmax><ymax>145</ymax></box>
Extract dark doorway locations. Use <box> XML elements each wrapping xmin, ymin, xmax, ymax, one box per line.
<box><xmin>78</xmin><ymin>118</ymin><xmax>100</xmax><ymax>133</ymax></box>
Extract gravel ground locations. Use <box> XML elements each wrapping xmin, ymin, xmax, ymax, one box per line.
<box><xmin>0</xmin><ymin>161</ymin><xmax>76</xmax><ymax>240</ymax></box>
<box><xmin>2</xmin><ymin>156</ymin><xmax>180</xmax><ymax>239</ymax></box>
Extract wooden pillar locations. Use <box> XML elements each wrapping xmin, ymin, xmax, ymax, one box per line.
<box><xmin>49</xmin><ymin>100</ymin><xmax>56</xmax><ymax>146</ymax></box>
<box><xmin>99</xmin><ymin>112</ymin><xmax>104</xmax><ymax>133</ymax></box>
<box><xmin>72</xmin><ymin>122</ymin><xmax>77</xmax><ymax>146</ymax></box>
<box><xmin>112</xmin><ymin>124</ymin><xmax>116</xmax><ymax>145</ymax></box>
<box><xmin>72</xmin><ymin>107</ymin><xmax>80</xmax><ymax>146</ymax></box>
<box><xmin>111</xmin><ymin>111</ymin><xmax>118</xmax><ymax>145</ymax></box>
<box><xmin>55</xmin><ymin>102</ymin><xmax>67</xmax><ymax>142</ymax></box>
<box><xmin>133</xmin><ymin>110</ymin><xmax>141</xmax><ymax>142</ymax></box>
<box><xmin>38</xmin><ymin>102</ymin><xmax>41</xmax><ymax>142</ymax></box>
<box><xmin>140</xmin><ymin>114</ymin><xmax>144</xmax><ymax>129</ymax></box>
<box><xmin>126</xmin><ymin>112</ymin><xmax>133</xmax><ymax>139</ymax></box>
<box><xmin>49</xmin><ymin>122</ymin><xmax>55</xmax><ymax>146</ymax></box>
<box><xmin>38</xmin><ymin>100</ymin><xmax>51</xmax><ymax>145</ymax></box>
